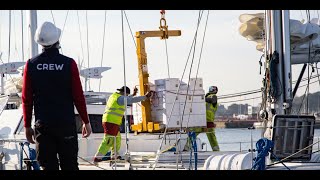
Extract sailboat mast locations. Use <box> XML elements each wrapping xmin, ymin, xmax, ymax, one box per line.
<box><xmin>263</xmin><ymin>10</ymin><xmax>292</xmax><ymax>139</ymax></box>
<box><xmin>281</xmin><ymin>10</ymin><xmax>293</xmax><ymax>113</ymax></box>
<box><xmin>27</xmin><ymin>10</ymin><xmax>38</xmax><ymax>58</ymax></box>
<box><xmin>268</xmin><ymin>10</ymin><xmax>292</xmax><ymax>115</ymax></box>
<box><xmin>270</xmin><ymin>10</ymin><xmax>285</xmax><ymax>115</ymax></box>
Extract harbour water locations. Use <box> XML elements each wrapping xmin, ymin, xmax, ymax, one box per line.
<box><xmin>198</xmin><ymin>128</ymin><xmax>320</xmax><ymax>152</ymax></box>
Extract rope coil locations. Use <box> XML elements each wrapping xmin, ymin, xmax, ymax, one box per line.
<box><xmin>252</xmin><ymin>138</ymin><xmax>273</xmax><ymax>170</ymax></box>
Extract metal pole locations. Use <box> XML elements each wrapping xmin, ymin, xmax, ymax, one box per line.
<box><xmin>1</xmin><ymin>74</ymin><xmax>4</xmax><ymax>95</ymax></box>
<box><xmin>27</xmin><ymin>10</ymin><xmax>38</xmax><ymax>59</ymax></box>
<box><xmin>282</xmin><ymin>10</ymin><xmax>292</xmax><ymax>114</ymax></box>
<box><xmin>270</xmin><ymin>10</ymin><xmax>285</xmax><ymax>115</ymax></box>
<box><xmin>121</xmin><ymin>10</ymin><xmax>129</xmax><ymax>159</ymax></box>
<box><xmin>318</xmin><ymin>137</ymin><xmax>320</xmax><ymax>151</ymax></box>
<box><xmin>20</xmin><ymin>143</ymin><xmax>23</xmax><ymax>170</ymax></box>
<box><xmin>250</xmin><ymin>128</ymin><xmax>253</xmax><ymax>168</ymax></box>
<box><xmin>293</xmin><ymin>64</ymin><xmax>307</xmax><ymax>98</ymax></box>
<box><xmin>176</xmin><ymin>133</ymin><xmax>179</xmax><ymax>170</ymax></box>
<box><xmin>84</xmin><ymin>77</ymin><xmax>87</xmax><ymax>91</ymax></box>
<box><xmin>113</xmin><ymin>136</ymin><xmax>117</xmax><ymax>170</ymax></box>
<box><xmin>8</xmin><ymin>10</ymin><xmax>11</xmax><ymax>63</ymax></box>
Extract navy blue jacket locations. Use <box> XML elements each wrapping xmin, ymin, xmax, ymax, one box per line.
<box><xmin>26</xmin><ymin>48</ymin><xmax>75</xmax><ymax>127</ymax></box>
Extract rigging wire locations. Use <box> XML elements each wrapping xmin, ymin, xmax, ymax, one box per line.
<box><xmin>0</xmin><ymin>11</ymin><xmax>20</xmax><ymax>87</ymax></box>
<box><xmin>177</xmin><ymin>10</ymin><xmax>207</xmax><ymax>169</ymax></box>
<box><xmin>50</xmin><ymin>10</ymin><xmax>56</xmax><ymax>25</ymax></box>
<box><xmin>12</xmin><ymin>11</ymin><xmax>20</xmax><ymax>61</ymax></box>
<box><xmin>0</xmin><ymin>10</ymin><xmax>21</xmax><ymax>93</ymax></box>
<box><xmin>99</xmin><ymin>10</ymin><xmax>107</xmax><ymax>92</ymax></box>
<box><xmin>76</xmin><ymin>11</ymin><xmax>85</xmax><ymax>69</ymax></box>
<box><xmin>123</xmin><ymin>11</ymin><xmax>137</xmax><ymax>48</ymax></box>
<box><xmin>59</xmin><ymin>10</ymin><xmax>70</xmax><ymax>54</ymax></box>
<box><xmin>121</xmin><ymin>10</ymin><xmax>130</xmax><ymax>164</ymax></box>
<box><xmin>76</xmin><ymin>11</ymin><xmax>86</xmax><ymax>86</ymax></box>
<box><xmin>316</xmin><ymin>63</ymin><xmax>320</xmax><ymax>88</ymax></box>
<box><xmin>220</xmin><ymin>96</ymin><xmax>261</xmax><ymax>104</ymax></box>
<box><xmin>306</xmin><ymin>10</ymin><xmax>311</xmax><ymax>114</ymax></box>
<box><xmin>217</xmin><ymin>74</ymin><xmax>320</xmax><ymax>100</ymax></box>
<box><xmin>60</xmin><ymin>10</ymin><xmax>70</xmax><ymax>39</ymax></box>
<box><xmin>186</xmin><ymin>10</ymin><xmax>210</xmax><ymax>129</ymax></box>
<box><xmin>297</xmin><ymin>70</ymin><xmax>313</xmax><ymax>114</ymax></box>
<box><xmin>183</xmin><ymin>13</ymin><xmax>210</xmax><ymax>166</ymax></box>
<box><xmin>164</xmin><ymin>39</ymin><xmax>170</xmax><ymax>78</ymax></box>
<box><xmin>220</xmin><ymin>78</ymin><xmax>320</xmax><ymax>105</ymax></box>
<box><xmin>153</xmin><ymin>10</ymin><xmax>204</xmax><ymax>170</ymax></box>
<box><xmin>8</xmin><ymin>10</ymin><xmax>11</xmax><ymax>63</ymax></box>
<box><xmin>178</xmin><ymin>10</ymin><xmax>205</xmax><ymax>170</ymax></box>
<box><xmin>299</xmin><ymin>79</ymin><xmax>320</xmax><ymax>88</ymax></box>
<box><xmin>86</xmin><ymin>10</ymin><xmax>90</xmax><ymax>91</ymax></box>
<box><xmin>219</xmin><ymin>90</ymin><xmax>262</xmax><ymax>99</ymax></box>
<box><xmin>180</xmin><ymin>10</ymin><xmax>204</xmax><ymax>129</ymax></box>
<box><xmin>306</xmin><ymin>50</ymin><xmax>310</xmax><ymax>114</ymax></box>
<box><xmin>159</xmin><ymin>10</ymin><xmax>172</xmax><ymax>79</ymax></box>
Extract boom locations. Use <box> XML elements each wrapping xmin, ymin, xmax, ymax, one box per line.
<box><xmin>131</xmin><ymin>11</ymin><xmax>181</xmax><ymax>133</ymax></box>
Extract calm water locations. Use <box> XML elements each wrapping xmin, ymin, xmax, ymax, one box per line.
<box><xmin>198</xmin><ymin>128</ymin><xmax>320</xmax><ymax>152</ymax></box>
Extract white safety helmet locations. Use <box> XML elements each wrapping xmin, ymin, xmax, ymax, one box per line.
<box><xmin>34</xmin><ymin>22</ymin><xmax>61</xmax><ymax>46</ymax></box>
<box><xmin>209</xmin><ymin>86</ymin><xmax>218</xmax><ymax>94</ymax></box>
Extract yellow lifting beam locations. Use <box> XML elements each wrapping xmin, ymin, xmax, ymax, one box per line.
<box><xmin>131</xmin><ymin>11</ymin><xmax>181</xmax><ymax>133</ymax></box>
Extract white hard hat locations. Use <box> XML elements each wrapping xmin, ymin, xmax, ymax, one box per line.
<box><xmin>34</xmin><ymin>22</ymin><xmax>61</xmax><ymax>46</ymax></box>
<box><xmin>209</xmin><ymin>86</ymin><xmax>218</xmax><ymax>93</ymax></box>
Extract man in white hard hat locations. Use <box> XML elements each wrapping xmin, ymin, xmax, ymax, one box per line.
<box><xmin>22</xmin><ymin>21</ymin><xmax>92</xmax><ymax>170</ymax></box>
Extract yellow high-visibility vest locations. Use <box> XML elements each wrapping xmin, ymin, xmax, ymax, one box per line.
<box><xmin>206</xmin><ymin>93</ymin><xmax>218</xmax><ymax>123</ymax></box>
<box><xmin>102</xmin><ymin>92</ymin><xmax>125</xmax><ymax>125</ymax></box>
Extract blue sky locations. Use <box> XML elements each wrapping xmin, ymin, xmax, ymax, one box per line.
<box><xmin>0</xmin><ymin>10</ymin><xmax>319</xmax><ymax>107</ymax></box>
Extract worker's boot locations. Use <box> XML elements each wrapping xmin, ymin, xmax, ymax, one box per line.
<box><xmin>93</xmin><ymin>157</ymin><xmax>102</xmax><ymax>164</ymax></box>
<box><xmin>110</xmin><ymin>155</ymin><xmax>123</xmax><ymax>160</ymax></box>
<box><xmin>212</xmin><ymin>146</ymin><xmax>220</xmax><ymax>151</ymax></box>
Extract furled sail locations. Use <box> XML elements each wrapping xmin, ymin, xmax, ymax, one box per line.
<box><xmin>238</xmin><ymin>13</ymin><xmax>264</xmax><ymax>51</ymax></box>
<box><xmin>4</xmin><ymin>77</ymin><xmax>23</xmax><ymax>94</ymax></box>
<box><xmin>239</xmin><ymin>13</ymin><xmax>320</xmax><ymax>63</ymax></box>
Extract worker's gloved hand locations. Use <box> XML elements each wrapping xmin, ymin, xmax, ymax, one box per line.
<box><xmin>25</xmin><ymin>127</ymin><xmax>35</xmax><ymax>144</ymax></box>
<box><xmin>82</xmin><ymin>123</ymin><xmax>92</xmax><ymax>138</ymax></box>
<box><xmin>133</xmin><ymin>87</ymin><xmax>138</xmax><ymax>96</ymax></box>
<box><xmin>145</xmin><ymin>91</ymin><xmax>151</xmax><ymax>98</ymax></box>
<box><xmin>145</xmin><ymin>90</ymin><xmax>155</xmax><ymax>98</ymax></box>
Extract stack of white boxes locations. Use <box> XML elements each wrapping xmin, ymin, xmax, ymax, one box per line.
<box><xmin>151</xmin><ymin>78</ymin><xmax>206</xmax><ymax>130</ymax></box>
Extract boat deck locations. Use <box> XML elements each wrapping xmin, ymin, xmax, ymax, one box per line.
<box><xmin>78</xmin><ymin>151</ymin><xmax>320</xmax><ymax>170</ymax></box>
<box><xmin>78</xmin><ymin>151</ymin><xmax>219</xmax><ymax>170</ymax></box>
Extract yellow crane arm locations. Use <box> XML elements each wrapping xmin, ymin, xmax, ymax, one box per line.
<box><xmin>131</xmin><ymin>30</ymin><xmax>181</xmax><ymax>133</ymax></box>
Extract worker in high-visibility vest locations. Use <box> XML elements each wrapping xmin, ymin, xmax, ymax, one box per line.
<box><xmin>185</xmin><ymin>86</ymin><xmax>220</xmax><ymax>151</ymax></box>
<box><xmin>93</xmin><ymin>86</ymin><xmax>152</xmax><ymax>162</ymax></box>
<box><xmin>204</xmin><ymin>86</ymin><xmax>220</xmax><ymax>151</ymax></box>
